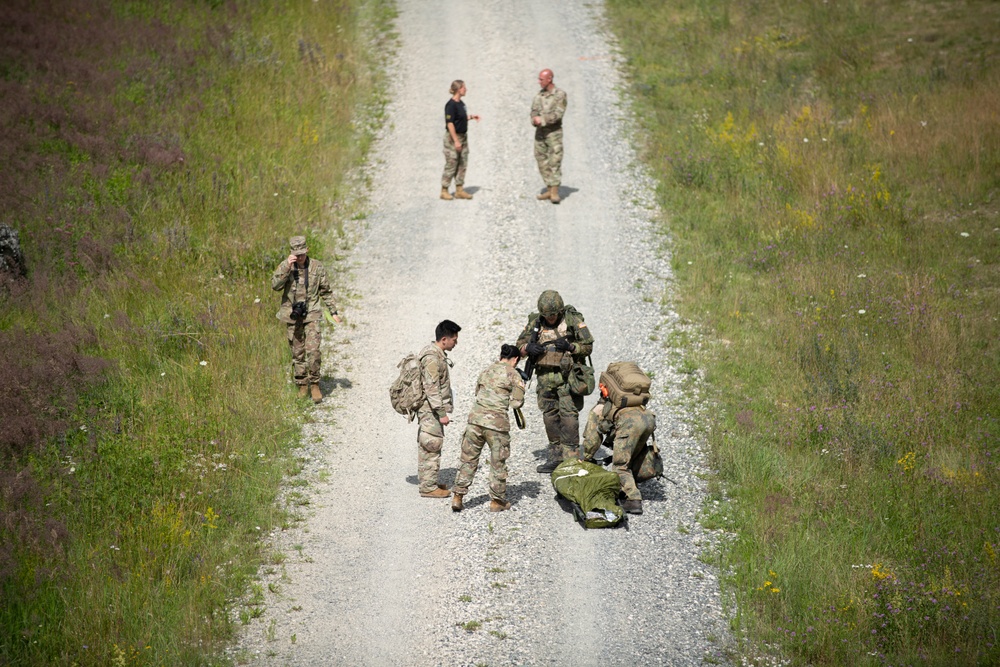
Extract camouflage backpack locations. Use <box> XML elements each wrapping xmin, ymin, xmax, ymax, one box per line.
<box><xmin>389</xmin><ymin>352</ymin><xmax>424</xmax><ymax>421</ymax></box>
<box><xmin>600</xmin><ymin>361</ymin><xmax>652</xmax><ymax>409</ymax></box>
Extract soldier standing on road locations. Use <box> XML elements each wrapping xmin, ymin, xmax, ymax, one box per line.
<box><xmin>451</xmin><ymin>344</ymin><xmax>526</xmax><ymax>513</ymax></box>
<box><xmin>416</xmin><ymin>320</ymin><xmax>462</xmax><ymax>498</ymax></box>
<box><xmin>516</xmin><ymin>290</ymin><xmax>594</xmax><ymax>473</ymax></box>
<box><xmin>531</xmin><ymin>68</ymin><xmax>567</xmax><ymax>204</ymax></box>
<box><xmin>271</xmin><ymin>235</ymin><xmax>341</xmax><ymax>404</ymax></box>
<box><xmin>441</xmin><ymin>80</ymin><xmax>480</xmax><ymax>201</ymax></box>
<box><xmin>582</xmin><ymin>400</ymin><xmax>657</xmax><ymax>515</ymax></box>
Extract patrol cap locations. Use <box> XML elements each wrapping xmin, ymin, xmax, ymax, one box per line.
<box><xmin>537</xmin><ymin>290</ymin><xmax>564</xmax><ymax>317</ymax></box>
<box><xmin>289</xmin><ymin>236</ymin><xmax>308</xmax><ymax>255</ymax></box>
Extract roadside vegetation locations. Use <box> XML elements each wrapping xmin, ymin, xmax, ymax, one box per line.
<box><xmin>606</xmin><ymin>0</ymin><xmax>999</xmax><ymax>664</ymax></box>
<box><xmin>0</xmin><ymin>0</ymin><xmax>389</xmax><ymax>664</ymax></box>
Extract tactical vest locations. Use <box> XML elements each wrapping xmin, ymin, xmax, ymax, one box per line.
<box><xmin>536</xmin><ymin>318</ymin><xmax>570</xmax><ymax>369</ymax></box>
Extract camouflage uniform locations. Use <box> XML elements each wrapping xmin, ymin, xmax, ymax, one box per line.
<box><xmin>271</xmin><ymin>255</ymin><xmax>339</xmax><ymax>387</ymax></box>
<box><xmin>416</xmin><ymin>343</ymin><xmax>453</xmax><ymax>494</ymax></box>
<box><xmin>516</xmin><ymin>291</ymin><xmax>594</xmax><ymax>462</ymax></box>
<box><xmin>582</xmin><ymin>403</ymin><xmax>657</xmax><ymax>501</ymax></box>
<box><xmin>441</xmin><ymin>131</ymin><xmax>469</xmax><ymax>188</ymax></box>
<box><xmin>530</xmin><ymin>86</ymin><xmax>567</xmax><ymax>187</ymax></box>
<box><xmin>454</xmin><ymin>360</ymin><xmax>526</xmax><ymax>503</ymax></box>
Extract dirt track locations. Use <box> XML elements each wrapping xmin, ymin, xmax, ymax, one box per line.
<box><xmin>237</xmin><ymin>1</ymin><xmax>731</xmax><ymax>665</ymax></box>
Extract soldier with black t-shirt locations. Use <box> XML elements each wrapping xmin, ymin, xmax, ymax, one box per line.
<box><xmin>441</xmin><ymin>79</ymin><xmax>480</xmax><ymax>200</ymax></box>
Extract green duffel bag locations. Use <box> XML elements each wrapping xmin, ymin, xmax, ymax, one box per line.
<box><xmin>551</xmin><ymin>460</ymin><xmax>624</xmax><ymax>529</ymax></box>
<box><xmin>567</xmin><ymin>362</ymin><xmax>595</xmax><ymax>397</ymax></box>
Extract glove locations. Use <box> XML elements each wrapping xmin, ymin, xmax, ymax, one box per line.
<box><xmin>526</xmin><ymin>342</ymin><xmax>545</xmax><ymax>358</ymax></box>
<box><xmin>554</xmin><ymin>338</ymin><xmax>574</xmax><ymax>352</ymax></box>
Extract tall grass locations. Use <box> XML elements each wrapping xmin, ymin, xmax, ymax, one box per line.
<box><xmin>605</xmin><ymin>0</ymin><xmax>999</xmax><ymax>664</ymax></box>
<box><xmin>0</xmin><ymin>0</ymin><xmax>391</xmax><ymax>664</ymax></box>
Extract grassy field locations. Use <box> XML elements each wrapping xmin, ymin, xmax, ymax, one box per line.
<box><xmin>0</xmin><ymin>0</ymin><xmax>390</xmax><ymax>664</ymax></box>
<box><xmin>605</xmin><ymin>0</ymin><xmax>1000</xmax><ymax>664</ymax></box>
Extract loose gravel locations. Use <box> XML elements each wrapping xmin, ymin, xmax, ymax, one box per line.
<box><xmin>234</xmin><ymin>1</ymin><xmax>733</xmax><ymax>665</ymax></box>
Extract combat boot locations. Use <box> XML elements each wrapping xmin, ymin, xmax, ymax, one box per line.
<box><xmin>440</xmin><ymin>187</ymin><xmax>453</xmax><ymax>201</ymax></box>
<box><xmin>451</xmin><ymin>493</ymin><xmax>464</xmax><ymax>512</ymax></box>
<box><xmin>536</xmin><ymin>187</ymin><xmax>551</xmax><ymax>200</ymax></box>
<box><xmin>297</xmin><ymin>384</ymin><xmax>308</xmax><ymax>399</ymax></box>
<box><xmin>454</xmin><ymin>185</ymin><xmax>473</xmax><ymax>200</ymax></box>
<box><xmin>420</xmin><ymin>487</ymin><xmax>450</xmax><ymax>498</ymax></box>
<box><xmin>622</xmin><ymin>499</ymin><xmax>643</xmax><ymax>515</ymax></box>
<box><xmin>536</xmin><ymin>458</ymin><xmax>560</xmax><ymax>474</ymax></box>
<box><xmin>489</xmin><ymin>499</ymin><xmax>511</xmax><ymax>512</ymax></box>
<box><xmin>309</xmin><ymin>383</ymin><xmax>322</xmax><ymax>404</ymax></box>
<box><xmin>549</xmin><ymin>186</ymin><xmax>561</xmax><ymax>204</ymax></box>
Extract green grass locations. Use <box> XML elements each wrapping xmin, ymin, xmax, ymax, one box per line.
<box><xmin>605</xmin><ymin>0</ymin><xmax>1000</xmax><ymax>664</ymax></box>
<box><xmin>0</xmin><ymin>0</ymin><xmax>393</xmax><ymax>664</ymax></box>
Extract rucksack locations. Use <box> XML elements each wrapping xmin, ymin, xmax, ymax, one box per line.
<box><xmin>600</xmin><ymin>361</ymin><xmax>652</xmax><ymax>409</ymax></box>
<box><xmin>389</xmin><ymin>352</ymin><xmax>425</xmax><ymax>421</ymax></box>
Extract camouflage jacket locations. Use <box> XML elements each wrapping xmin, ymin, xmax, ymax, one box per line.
<box><xmin>583</xmin><ymin>402</ymin><xmax>656</xmax><ymax>460</ymax></box>
<box><xmin>419</xmin><ymin>343</ymin><xmax>453</xmax><ymax>417</ymax></box>
<box><xmin>271</xmin><ymin>257</ymin><xmax>339</xmax><ymax>324</ymax></box>
<box><xmin>467</xmin><ymin>361</ymin><xmax>526</xmax><ymax>432</ymax></box>
<box><xmin>515</xmin><ymin>306</ymin><xmax>594</xmax><ymax>373</ymax></box>
<box><xmin>531</xmin><ymin>86</ymin><xmax>567</xmax><ymax>132</ymax></box>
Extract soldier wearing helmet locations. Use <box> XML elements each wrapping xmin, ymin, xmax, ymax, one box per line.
<box><xmin>516</xmin><ymin>290</ymin><xmax>595</xmax><ymax>473</ymax></box>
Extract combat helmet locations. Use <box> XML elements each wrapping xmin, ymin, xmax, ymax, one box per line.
<box><xmin>537</xmin><ymin>290</ymin><xmax>565</xmax><ymax>317</ymax></box>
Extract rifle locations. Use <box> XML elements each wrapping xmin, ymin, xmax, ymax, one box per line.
<box><xmin>517</xmin><ymin>321</ymin><xmax>541</xmax><ymax>383</ymax></box>
<box><xmin>517</xmin><ymin>319</ymin><xmax>575</xmax><ymax>382</ymax></box>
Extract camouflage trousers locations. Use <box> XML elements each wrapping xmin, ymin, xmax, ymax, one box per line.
<box><xmin>441</xmin><ymin>131</ymin><xmax>469</xmax><ymax>187</ymax></box>
<box><xmin>416</xmin><ymin>404</ymin><xmax>446</xmax><ymax>493</ymax></box>
<box><xmin>453</xmin><ymin>424</ymin><xmax>510</xmax><ymax>503</ymax></box>
<box><xmin>537</xmin><ymin>374</ymin><xmax>583</xmax><ymax>461</ymax></box>
<box><xmin>286</xmin><ymin>320</ymin><xmax>322</xmax><ymax>385</ymax></box>
<box><xmin>582</xmin><ymin>406</ymin><xmax>655</xmax><ymax>501</ymax></box>
<box><xmin>533</xmin><ymin>127</ymin><xmax>563</xmax><ymax>187</ymax></box>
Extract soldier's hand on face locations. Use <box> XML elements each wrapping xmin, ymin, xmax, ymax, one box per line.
<box><xmin>439</xmin><ymin>415</ymin><xmax>450</xmax><ymax>426</ymax></box>
<box><xmin>526</xmin><ymin>341</ymin><xmax>545</xmax><ymax>358</ymax></box>
<box><xmin>287</xmin><ymin>253</ymin><xmax>298</xmax><ymax>266</ymax></box>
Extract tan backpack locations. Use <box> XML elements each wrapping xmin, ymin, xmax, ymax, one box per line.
<box><xmin>599</xmin><ymin>361</ymin><xmax>651</xmax><ymax>409</ymax></box>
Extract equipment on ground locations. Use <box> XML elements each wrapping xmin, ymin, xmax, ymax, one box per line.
<box><xmin>550</xmin><ymin>459</ymin><xmax>624</xmax><ymax>529</ymax></box>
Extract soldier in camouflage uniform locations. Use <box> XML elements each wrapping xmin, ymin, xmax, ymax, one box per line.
<box><xmin>271</xmin><ymin>236</ymin><xmax>341</xmax><ymax>404</ymax></box>
<box><xmin>530</xmin><ymin>69</ymin><xmax>567</xmax><ymax>204</ymax></box>
<box><xmin>452</xmin><ymin>345</ymin><xmax>525</xmax><ymax>513</ymax></box>
<box><xmin>516</xmin><ymin>290</ymin><xmax>594</xmax><ymax>473</ymax></box>
<box><xmin>416</xmin><ymin>320</ymin><xmax>461</xmax><ymax>498</ymax></box>
<box><xmin>582</xmin><ymin>401</ymin><xmax>657</xmax><ymax>515</ymax></box>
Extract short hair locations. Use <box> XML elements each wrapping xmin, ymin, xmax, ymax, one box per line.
<box><xmin>435</xmin><ymin>319</ymin><xmax>461</xmax><ymax>340</ymax></box>
<box><xmin>500</xmin><ymin>344</ymin><xmax>521</xmax><ymax>360</ymax></box>
<box><xmin>449</xmin><ymin>80</ymin><xmax>465</xmax><ymax>94</ymax></box>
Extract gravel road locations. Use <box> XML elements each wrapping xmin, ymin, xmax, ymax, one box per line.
<box><xmin>236</xmin><ymin>1</ymin><xmax>732</xmax><ymax>665</ymax></box>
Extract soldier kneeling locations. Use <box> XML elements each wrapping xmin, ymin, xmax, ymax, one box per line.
<box><xmin>581</xmin><ymin>362</ymin><xmax>659</xmax><ymax>515</ymax></box>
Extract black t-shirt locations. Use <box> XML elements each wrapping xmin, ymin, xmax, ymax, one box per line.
<box><xmin>444</xmin><ymin>98</ymin><xmax>468</xmax><ymax>134</ymax></box>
